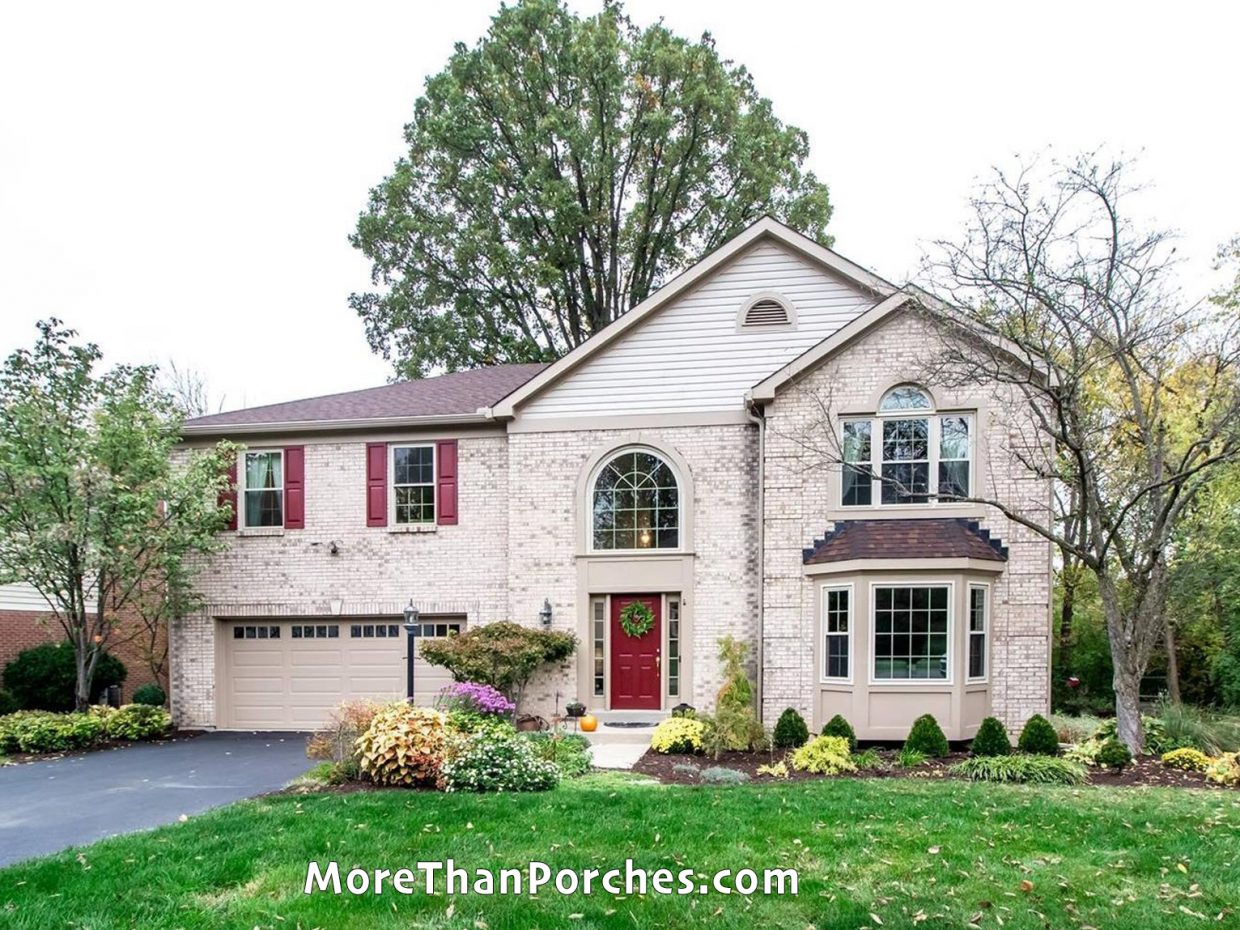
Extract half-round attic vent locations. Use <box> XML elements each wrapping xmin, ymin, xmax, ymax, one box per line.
<box><xmin>742</xmin><ymin>297</ymin><xmax>792</xmax><ymax>327</ymax></box>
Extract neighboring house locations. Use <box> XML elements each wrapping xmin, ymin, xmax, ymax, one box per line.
<box><xmin>172</xmin><ymin>217</ymin><xmax>1051</xmax><ymax>740</ymax></box>
<box><xmin>0</xmin><ymin>582</ymin><xmax>165</xmax><ymax>701</ymax></box>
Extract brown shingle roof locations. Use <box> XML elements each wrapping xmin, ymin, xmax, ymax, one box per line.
<box><xmin>183</xmin><ymin>363</ymin><xmax>549</xmax><ymax>431</ymax></box>
<box><xmin>803</xmin><ymin>519</ymin><xmax>1008</xmax><ymax>564</ymax></box>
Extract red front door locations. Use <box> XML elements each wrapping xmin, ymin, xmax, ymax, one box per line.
<box><xmin>610</xmin><ymin>594</ymin><xmax>662</xmax><ymax>710</ymax></box>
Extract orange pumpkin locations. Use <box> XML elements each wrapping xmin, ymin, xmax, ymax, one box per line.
<box><xmin>579</xmin><ymin>714</ymin><xmax>598</xmax><ymax>732</ymax></box>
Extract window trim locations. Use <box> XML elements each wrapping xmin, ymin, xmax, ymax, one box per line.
<box><xmin>966</xmin><ymin>582</ymin><xmax>990</xmax><ymax>683</ymax></box>
<box><xmin>389</xmin><ymin>443</ymin><xmax>437</xmax><ymax>526</ymax></box>
<box><xmin>587</xmin><ymin>445</ymin><xmax>683</xmax><ymax>554</ymax></box>
<box><xmin>868</xmin><ymin>580</ymin><xmax>955</xmax><ymax>685</ymax></box>
<box><xmin>240</xmin><ymin>448</ymin><xmax>285</xmax><ymax>529</ymax></box>
<box><xmin>840</xmin><ymin>409</ymin><xmax>974</xmax><ymax>509</ymax></box>
<box><xmin>819</xmin><ymin>582</ymin><xmax>854</xmax><ymax>684</ymax></box>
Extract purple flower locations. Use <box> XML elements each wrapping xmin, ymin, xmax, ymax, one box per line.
<box><xmin>437</xmin><ymin>682</ymin><xmax>515</xmax><ymax>717</ymax></box>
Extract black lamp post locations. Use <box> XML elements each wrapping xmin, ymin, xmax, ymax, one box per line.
<box><xmin>403</xmin><ymin>600</ymin><xmax>420</xmax><ymax>703</ymax></box>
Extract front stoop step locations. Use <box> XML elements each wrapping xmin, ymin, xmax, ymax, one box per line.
<box><xmin>577</xmin><ymin>710</ymin><xmax>668</xmax><ymax>745</ymax></box>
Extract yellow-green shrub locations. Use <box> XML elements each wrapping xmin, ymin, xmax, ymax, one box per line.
<box><xmin>1161</xmin><ymin>747</ymin><xmax>1211</xmax><ymax>772</ymax></box>
<box><xmin>355</xmin><ymin>702</ymin><xmax>447</xmax><ymax>787</ymax></box>
<box><xmin>105</xmin><ymin>704</ymin><xmax>171</xmax><ymax>741</ymax></box>
<box><xmin>650</xmin><ymin>717</ymin><xmax>705</xmax><ymax>754</ymax></box>
<box><xmin>790</xmin><ymin>735</ymin><xmax>855</xmax><ymax>775</ymax></box>
<box><xmin>1205</xmin><ymin>752</ymin><xmax>1239</xmax><ymax>786</ymax></box>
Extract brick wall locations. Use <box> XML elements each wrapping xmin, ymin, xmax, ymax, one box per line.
<box><xmin>761</xmin><ymin>309</ymin><xmax>1052</xmax><ymax>733</ymax></box>
<box><xmin>171</xmin><ymin>434</ymin><xmax>511</xmax><ymax>727</ymax></box>
<box><xmin>1</xmin><ymin>609</ymin><xmax>166</xmax><ymax>704</ymax></box>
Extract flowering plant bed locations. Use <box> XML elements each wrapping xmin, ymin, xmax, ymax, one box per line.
<box><xmin>633</xmin><ymin>747</ymin><xmax>1237</xmax><ymax>789</ymax></box>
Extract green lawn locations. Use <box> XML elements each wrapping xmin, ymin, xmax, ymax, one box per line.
<box><xmin>1</xmin><ymin>774</ymin><xmax>1237</xmax><ymax>929</ymax></box>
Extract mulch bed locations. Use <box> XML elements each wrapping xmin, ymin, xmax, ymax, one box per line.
<box><xmin>632</xmin><ymin>747</ymin><xmax>1232</xmax><ymax>790</ymax></box>
<box><xmin>0</xmin><ymin>729</ymin><xmax>206</xmax><ymax>765</ymax></box>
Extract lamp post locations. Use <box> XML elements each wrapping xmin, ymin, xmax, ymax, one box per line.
<box><xmin>403</xmin><ymin>600</ymin><xmax>420</xmax><ymax>703</ymax></box>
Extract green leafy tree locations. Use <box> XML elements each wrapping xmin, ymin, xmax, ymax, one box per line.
<box><xmin>0</xmin><ymin>321</ymin><xmax>236</xmax><ymax>710</ymax></box>
<box><xmin>351</xmin><ymin>0</ymin><xmax>833</xmax><ymax>377</ymax></box>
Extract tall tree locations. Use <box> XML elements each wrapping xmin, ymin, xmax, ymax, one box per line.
<box><xmin>351</xmin><ymin>0</ymin><xmax>833</xmax><ymax>378</ymax></box>
<box><xmin>0</xmin><ymin>321</ymin><xmax>235</xmax><ymax>709</ymax></box>
<box><xmin>921</xmin><ymin>155</ymin><xmax>1240</xmax><ymax>751</ymax></box>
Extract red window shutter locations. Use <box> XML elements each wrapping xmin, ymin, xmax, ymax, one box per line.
<box><xmin>221</xmin><ymin>460</ymin><xmax>238</xmax><ymax>531</ymax></box>
<box><xmin>366</xmin><ymin>442</ymin><xmax>388</xmax><ymax>527</ymax></box>
<box><xmin>283</xmin><ymin>446</ymin><xmax>305</xmax><ymax>529</ymax></box>
<box><xmin>437</xmin><ymin>439</ymin><xmax>458</xmax><ymax>525</ymax></box>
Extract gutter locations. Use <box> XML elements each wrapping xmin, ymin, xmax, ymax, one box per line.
<box><xmin>745</xmin><ymin>396</ymin><xmax>767</xmax><ymax>723</ymax></box>
<box><xmin>180</xmin><ymin>410</ymin><xmax>495</xmax><ymax>438</ymax></box>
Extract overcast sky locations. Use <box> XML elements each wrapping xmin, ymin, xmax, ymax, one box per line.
<box><xmin>2</xmin><ymin>1</ymin><xmax>1236</xmax><ymax>411</ymax></box>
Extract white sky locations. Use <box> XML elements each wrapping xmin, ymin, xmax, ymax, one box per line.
<box><xmin>2</xmin><ymin>1</ymin><xmax>1237</xmax><ymax>411</ymax></box>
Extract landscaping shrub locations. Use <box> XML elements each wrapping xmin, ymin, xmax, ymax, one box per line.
<box><xmin>650</xmin><ymin>717</ymin><xmax>705</xmax><ymax>754</ymax></box>
<box><xmin>706</xmin><ymin>636</ymin><xmax>767</xmax><ymax>755</ymax></box>
<box><xmin>950</xmin><ymin>754</ymin><xmax>1087</xmax><ymax>785</ymax></box>
<box><xmin>1050</xmin><ymin>713</ymin><xmax>1105</xmax><ymax>745</ymax></box>
<box><xmin>1152</xmin><ymin>700</ymin><xmax>1240</xmax><ymax>755</ymax></box>
<box><xmin>523</xmin><ymin>731</ymin><xmax>592</xmax><ymax>777</ymax></box>
<box><xmin>820</xmin><ymin>713</ymin><xmax>857</xmax><ymax>751</ymax></box>
<box><xmin>904</xmin><ymin>714</ymin><xmax>949</xmax><ymax>758</ymax></box>
<box><xmin>1095</xmin><ymin>738</ymin><xmax>1132</xmax><ymax>772</ymax></box>
<box><xmin>132</xmin><ymin>684</ymin><xmax>166</xmax><ymax>707</ymax></box>
<box><xmin>1205</xmin><ymin>752</ymin><xmax>1240</xmax><ymax>786</ymax></box>
<box><xmin>772</xmin><ymin>707</ymin><xmax>809</xmax><ymax>749</ymax></box>
<box><xmin>105</xmin><ymin>704</ymin><xmax>171</xmax><ymax>741</ymax></box>
<box><xmin>418</xmin><ymin>622</ymin><xmax>576</xmax><ymax>711</ymax></box>
<box><xmin>853</xmin><ymin>748</ymin><xmax>887</xmax><ymax>771</ymax></box>
<box><xmin>700</xmin><ymin>766</ymin><xmax>749</xmax><ymax>785</ymax></box>
<box><xmin>1017</xmin><ymin>714</ymin><xmax>1061</xmax><ymax>755</ymax></box>
<box><xmin>970</xmin><ymin>716</ymin><xmax>1012</xmax><ymax>757</ymax></box>
<box><xmin>1161</xmin><ymin>747</ymin><xmax>1211</xmax><ymax>772</ymax></box>
<box><xmin>440</xmin><ymin>730</ymin><xmax>560</xmax><ymax>792</ymax></box>
<box><xmin>356</xmin><ymin>702</ymin><xmax>447</xmax><ymax>787</ymax></box>
<box><xmin>755</xmin><ymin>760</ymin><xmax>789</xmax><ymax>778</ymax></box>
<box><xmin>790</xmin><ymin>735</ymin><xmax>855</xmax><ymax>775</ymax></box>
<box><xmin>2</xmin><ymin>642</ymin><xmax>126</xmax><ymax>711</ymax></box>
<box><xmin>0</xmin><ymin>710</ymin><xmax>105</xmax><ymax>753</ymax></box>
<box><xmin>0</xmin><ymin>690</ymin><xmax>18</xmax><ymax>716</ymax></box>
<box><xmin>306</xmin><ymin>699</ymin><xmax>383</xmax><ymax>765</ymax></box>
<box><xmin>897</xmin><ymin>747</ymin><xmax>928</xmax><ymax>768</ymax></box>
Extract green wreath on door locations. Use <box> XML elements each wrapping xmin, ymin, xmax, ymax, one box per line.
<box><xmin>619</xmin><ymin>602</ymin><xmax>655</xmax><ymax>638</ymax></box>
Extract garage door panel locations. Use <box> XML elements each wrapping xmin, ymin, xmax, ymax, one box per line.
<box><xmin>221</xmin><ymin>617</ymin><xmax>466</xmax><ymax>729</ymax></box>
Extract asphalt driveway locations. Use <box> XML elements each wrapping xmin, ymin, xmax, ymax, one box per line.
<box><xmin>0</xmin><ymin>731</ymin><xmax>312</xmax><ymax>867</ymax></box>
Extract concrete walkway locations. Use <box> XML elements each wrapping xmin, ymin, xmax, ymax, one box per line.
<box><xmin>586</xmin><ymin>724</ymin><xmax>654</xmax><ymax>770</ymax></box>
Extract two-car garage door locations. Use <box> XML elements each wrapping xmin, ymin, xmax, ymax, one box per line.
<box><xmin>218</xmin><ymin>617</ymin><xmax>464</xmax><ymax>730</ymax></box>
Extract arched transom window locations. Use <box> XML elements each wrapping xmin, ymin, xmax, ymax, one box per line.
<box><xmin>591</xmin><ymin>449</ymin><xmax>680</xmax><ymax>550</ymax></box>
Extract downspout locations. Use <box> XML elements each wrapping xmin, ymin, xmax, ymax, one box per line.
<box><xmin>745</xmin><ymin>396</ymin><xmax>766</xmax><ymax>723</ymax></box>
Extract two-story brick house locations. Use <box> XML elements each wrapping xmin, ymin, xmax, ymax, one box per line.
<box><xmin>173</xmin><ymin>217</ymin><xmax>1052</xmax><ymax>739</ymax></box>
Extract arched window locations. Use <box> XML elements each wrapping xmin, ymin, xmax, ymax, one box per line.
<box><xmin>591</xmin><ymin>449</ymin><xmax>680</xmax><ymax>550</ymax></box>
<box><xmin>879</xmin><ymin>384</ymin><xmax>934</xmax><ymax>412</ymax></box>
<box><xmin>841</xmin><ymin>384</ymin><xmax>973</xmax><ymax>507</ymax></box>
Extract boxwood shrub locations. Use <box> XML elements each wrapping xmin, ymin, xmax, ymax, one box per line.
<box><xmin>1017</xmin><ymin>714</ymin><xmax>1061</xmax><ymax>756</ymax></box>
<box><xmin>970</xmin><ymin>716</ymin><xmax>1012</xmax><ymax>757</ymax></box>
<box><xmin>132</xmin><ymin>684</ymin><xmax>167</xmax><ymax>707</ymax></box>
<box><xmin>905</xmin><ymin>714</ymin><xmax>949</xmax><ymax>758</ymax></box>
<box><xmin>820</xmin><ymin>713</ymin><xmax>857</xmax><ymax>751</ymax></box>
<box><xmin>772</xmin><ymin>707</ymin><xmax>809</xmax><ymax>749</ymax></box>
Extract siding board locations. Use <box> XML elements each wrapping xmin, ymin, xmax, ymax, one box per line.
<box><xmin>520</xmin><ymin>241</ymin><xmax>879</xmax><ymax>418</ymax></box>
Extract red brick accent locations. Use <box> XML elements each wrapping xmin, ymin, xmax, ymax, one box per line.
<box><xmin>0</xmin><ymin>610</ymin><xmax>167</xmax><ymax>702</ymax></box>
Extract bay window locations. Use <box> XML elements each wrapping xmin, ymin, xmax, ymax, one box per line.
<box><xmin>968</xmin><ymin>584</ymin><xmax>988</xmax><ymax>680</ymax></box>
<box><xmin>822</xmin><ymin>586</ymin><xmax>852</xmax><ymax>681</ymax></box>
<box><xmin>873</xmin><ymin>584</ymin><xmax>951</xmax><ymax>681</ymax></box>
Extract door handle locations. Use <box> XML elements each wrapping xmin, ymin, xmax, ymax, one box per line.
<box><xmin>655</xmin><ymin>653</ymin><xmax>661</xmax><ymax>670</ymax></box>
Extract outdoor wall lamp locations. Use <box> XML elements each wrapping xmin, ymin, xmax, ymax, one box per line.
<box><xmin>403</xmin><ymin>599</ymin><xmax>420</xmax><ymax>701</ymax></box>
<box><xmin>539</xmin><ymin>598</ymin><xmax>553</xmax><ymax>628</ymax></box>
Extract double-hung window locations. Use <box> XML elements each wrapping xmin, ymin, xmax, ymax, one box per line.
<box><xmin>243</xmin><ymin>450</ymin><xmax>284</xmax><ymax>527</ymax></box>
<box><xmin>968</xmin><ymin>585</ymin><xmax>988</xmax><ymax>680</ymax></box>
<box><xmin>392</xmin><ymin>445</ymin><xmax>435</xmax><ymax>524</ymax></box>
<box><xmin>841</xmin><ymin>385</ymin><xmax>972</xmax><ymax>507</ymax></box>
<box><xmin>822</xmin><ymin>586</ymin><xmax>852</xmax><ymax>681</ymax></box>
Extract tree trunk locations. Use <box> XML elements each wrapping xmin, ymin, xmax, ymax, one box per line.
<box><xmin>1113</xmin><ymin>667</ymin><xmax>1144</xmax><ymax>753</ymax></box>
<box><xmin>74</xmin><ymin>642</ymin><xmax>91</xmax><ymax>712</ymax></box>
<box><xmin>1058</xmin><ymin>569</ymin><xmax>1077</xmax><ymax>674</ymax></box>
<box><xmin>1164</xmin><ymin>622</ymin><xmax>1182</xmax><ymax>705</ymax></box>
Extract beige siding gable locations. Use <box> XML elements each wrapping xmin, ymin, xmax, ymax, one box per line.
<box><xmin>518</xmin><ymin>240</ymin><xmax>880</xmax><ymax>419</ymax></box>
